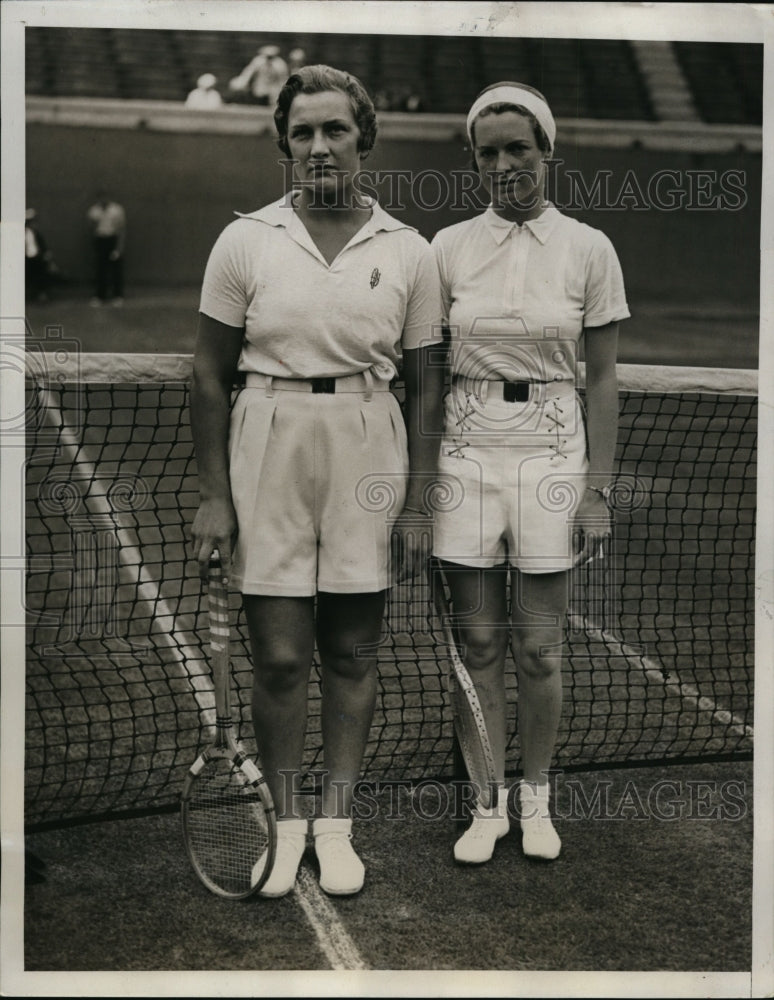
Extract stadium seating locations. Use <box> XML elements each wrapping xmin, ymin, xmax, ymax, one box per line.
<box><xmin>24</xmin><ymin>27</ymin><xmax>761</xmax><ymax>125</ymax></box>
<box><xmin>673</xmin><ymin>41</ymin><xmax>763</xmax><ymax>125</ymax></box>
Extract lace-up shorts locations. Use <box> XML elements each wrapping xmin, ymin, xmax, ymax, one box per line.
<box><xmin>432</xmin><ymin>378</ymin><xmax>588</xmax><ymax>573</ymax></box>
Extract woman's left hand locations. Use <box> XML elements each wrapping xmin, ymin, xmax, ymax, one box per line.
<box><xmin>391</xmin><ymin>507</ymin><xmax>433</xmax><ymax>583</ymax></box>
<box><xmin>572</xmin><ymin>488</ymin><xmax>612</xmax><ymax>565</ymax></box>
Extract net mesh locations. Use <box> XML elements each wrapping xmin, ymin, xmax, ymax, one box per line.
<box><xmin>24</xmin><ymin>352</ymin><xmax>756</xmax><ymax>828</ymax></box>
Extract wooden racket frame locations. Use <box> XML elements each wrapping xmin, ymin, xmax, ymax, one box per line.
<box><xmin>429</xmin><ymin>558</ymin><xmax>499</xmax><ymax>811</ymax></box>
<box><xmin>181</xmin><ymin>557</ymin><xmax>277</xmax><ymax>899</ymax></box>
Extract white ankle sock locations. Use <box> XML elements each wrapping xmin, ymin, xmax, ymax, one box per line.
<box><xmin>519</xmin><ymin>780</ymin><xmax>561</xmax><ymax>860</ymax></box>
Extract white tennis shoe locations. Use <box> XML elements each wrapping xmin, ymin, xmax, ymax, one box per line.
<box><xmin>252</xmin><ymin>818</ymin><xmax>308</xmax><ymax>897</ymax></box>
<box><xmin>454</xmin><ymin>799</ymin><xmax>510</xmax><ymax>864</ymax></box>
<box><xmin>313</xmin><ymin>817</ymin><xmax>365</xmax><ymax>895</ymax></box>
<box><xmin>519</xmin><ymin>781</ymin><xmax>561</xmax><ymax>860</ymax></box>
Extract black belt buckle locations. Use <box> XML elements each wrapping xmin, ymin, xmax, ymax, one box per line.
<box><xmin>311</xmin><ymin>377</ymin><xmax>336</xmax><ymax>394</ymax></box>
<box><xmin>503</xmin><ymin>381</ymin><xmax>530</xmax><ymax>403</ymax></box>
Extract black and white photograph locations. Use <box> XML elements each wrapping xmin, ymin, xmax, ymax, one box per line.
<box><xmin>1</xmin><ymin>1</ymin><xmax>772</xmax><ymax>996</ymax></box>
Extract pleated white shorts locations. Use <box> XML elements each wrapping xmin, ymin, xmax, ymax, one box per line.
<box><xmin>228</xmin><ymin>376</ymin><xmax>408</xmax><ymax>595</ymax></box>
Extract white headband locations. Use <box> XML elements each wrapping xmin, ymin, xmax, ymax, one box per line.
<box><xmin>466</xmin><ymin>86</ymin><xmax>556</xmax><ymax>154</ymax></box>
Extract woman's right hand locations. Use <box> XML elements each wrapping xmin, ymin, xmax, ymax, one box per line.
<box><xmin>191</xmin><ymin>497</ymin><xmax>238</xmax><ymax>584</ymax></box>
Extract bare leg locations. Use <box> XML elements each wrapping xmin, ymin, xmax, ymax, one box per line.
<box><xmin>510</xmin><ymin>569</ymin><xmax>569</xmax><ymax>860</ymax></box>
<box><xmin>316</xmin><ymin>590</ymin><xmax>385</xmax><ymax>818</ymax></box>
<box><xmin>243</xmin><ymin>594</ymin><xmax>315</xmax><ymax>821</ymax></box>
<box><xmin>441</xmin><ymin>562</ymin><xmax>511</xmax><ymax>863</ymax></box>
<box><xmin>441</xmin><ymin>562</ymin><xmax>509</xmax><ymax>785</ymax></box>
<box><xmin>510</xmin><ymin>569</ymin><xmax>570</xmax><ymax>784</ymax></box>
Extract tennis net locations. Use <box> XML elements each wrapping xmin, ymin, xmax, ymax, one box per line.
<box><xmin>23</xmin><ymin>350</ymin><xmax>756</xmax><ymax>828</ymax></box>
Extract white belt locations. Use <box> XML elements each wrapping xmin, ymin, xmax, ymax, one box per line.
<box><xmin>452</xmin><ymin>375</ymin><xmax>575</xmax><ymax>404</ymax></box>
<box><xmin>244</xmin><ymin>369</ymin><xmax>390</xmax><ymax>401</ymax></box>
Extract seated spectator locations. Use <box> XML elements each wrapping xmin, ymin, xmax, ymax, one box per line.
<box><xmin>288</xmin><ymin>48</ymin><xmax>307</xmax><ymax>74</ymax></box>
<box><xmin>392</xmin><ymin>86</ymin><xmax>426</xmax><ymax>112</ymax></box>
<box><xmin>404</xmin><ymin>90</ymin><xmax>425</xmax><ymax>112</ymax></box>
<box><xmin>185</xmin><ymin>73</ymin><xmax>223</xmax><ymax>109</ymax></box>
<box><xmin>228</xmin><ymin>44</ymin><xmax>289</xmax><ymax>106</ymax></box>
<box><xmin>373</xmin><ymin>89</ymin><xmax>393</xmax><ymax>111</ymax></box>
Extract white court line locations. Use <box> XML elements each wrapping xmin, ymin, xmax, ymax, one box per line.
<box><xmin>295</xmin><ymin>865</ymin><xmax>368</xmax><ymax>971</ymax></box>
<box><xmin>44</xmin><ymin>381</ymin><xmax>360</xmax><ymax>974</ymax></box>
<box><xmin>39</xmin><ymin>393</ymin><xmax>214</xmax><ymax>719</ymax></box>
<box><xmin>568</xmin><ymin>614</ymin><xmax>754</xmax><ymax>739</ymax></box>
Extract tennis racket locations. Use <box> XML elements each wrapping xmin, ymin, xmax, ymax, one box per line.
<box><xmin>430</xmin><ymin>558</ymin><xmax>498</xmax><ymax>811</ymax></box>
<box><xmin>181</xmin><ymin>555</ymin><xmax>277</xmax><ymax>898</ymax></box>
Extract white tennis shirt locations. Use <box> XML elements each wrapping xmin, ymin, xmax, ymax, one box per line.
<box><xmin>432</xmin><ymin>204</ymin><xmax>630</xmax><ymax>385</ymax></box>
<box><xmin>87</xmin><ymin>201</ymin><xmax>126</xmax><ymax>237</ymax></box>
<box><xmin>200</xmin><ymin>197</ymin><xmax>443</xmax><ymax>380</ymax></box>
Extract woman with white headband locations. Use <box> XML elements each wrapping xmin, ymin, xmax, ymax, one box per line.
<box><xmin>431</xmin><ymin>82</ymin><xmax>629</xmax><ymax>864</ymax></box>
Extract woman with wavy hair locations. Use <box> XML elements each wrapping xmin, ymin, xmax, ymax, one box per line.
<box><xmin>191</xmin><ymin>64</ymin><xmax>444</xmax><ymax>897</ymax></box>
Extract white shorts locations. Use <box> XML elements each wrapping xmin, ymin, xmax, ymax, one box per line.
<box><xmin>432</xmin><ymin>378</ymin><xmax>589</xmax><ymax>573</ymax></box>
<box><xmin>228</xmin><ymin>373</ymin><xmax>408</xmax><ymax>596</ymax></box>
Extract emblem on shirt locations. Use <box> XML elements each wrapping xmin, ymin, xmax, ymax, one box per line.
<box><xmin>370</xmin><ymin>267</ymin><xmax>381</xmax><ymax>289</ymax></box>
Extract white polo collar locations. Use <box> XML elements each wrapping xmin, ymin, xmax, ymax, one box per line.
<box><xmin>483</xmin><ymin>203</ymin><xmax>560</xmax><ymax>246</ymax></box>
<box><xmin>236</xmin><ymin>195</ymin><xmax>414</xmax><ymax>237</ymax></box>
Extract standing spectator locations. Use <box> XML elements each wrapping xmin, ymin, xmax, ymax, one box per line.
<box><xmin>87</xmin><ymin>191</ymin><xmax>126</xmax><ymax>306</ymax></box>
<box><xmin>228</xmin><ymin>44</ymin><xmax>289</xmax><ymax>106</ymax></box>
<box><xmin>185</xmin><ymin>73</ymin><xmax>223</xmax><ymax>109</ymax></box>
<box><xmin>25</xmin><ymin>208</ymin><xmax>54</xmax><ymax>302</ymax></box>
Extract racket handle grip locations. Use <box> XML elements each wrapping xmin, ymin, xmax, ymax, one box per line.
<box><xmin>207</xmin><ymin>553</ymin><xmax>232</xmax><ymax>720</ymax></box>
<box><xmin>208</xmin><ymin>551</ymin><xmax>224</xmax><ymax>587</ymax></box>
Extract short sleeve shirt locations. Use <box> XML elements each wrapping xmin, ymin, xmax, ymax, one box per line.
<box><xmin>199</xmin><ymin>197</ymin><xmax>444</xmax><ymax>380</ymax></box>
<box><xmin>87</xmin><ymin>202</ymin><xmax>125</xmax><ymax>237</ymax></box>
<box><xmin>431</xmin><ymin>204</ymin><xmax>629</xmax><ymax>385</ymax></box>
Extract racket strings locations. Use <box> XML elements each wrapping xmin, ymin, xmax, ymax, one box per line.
<box><xmin>184</xmin><ymin>759</ymin><xmax>272</xmax><ymax>897</ymax></box>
